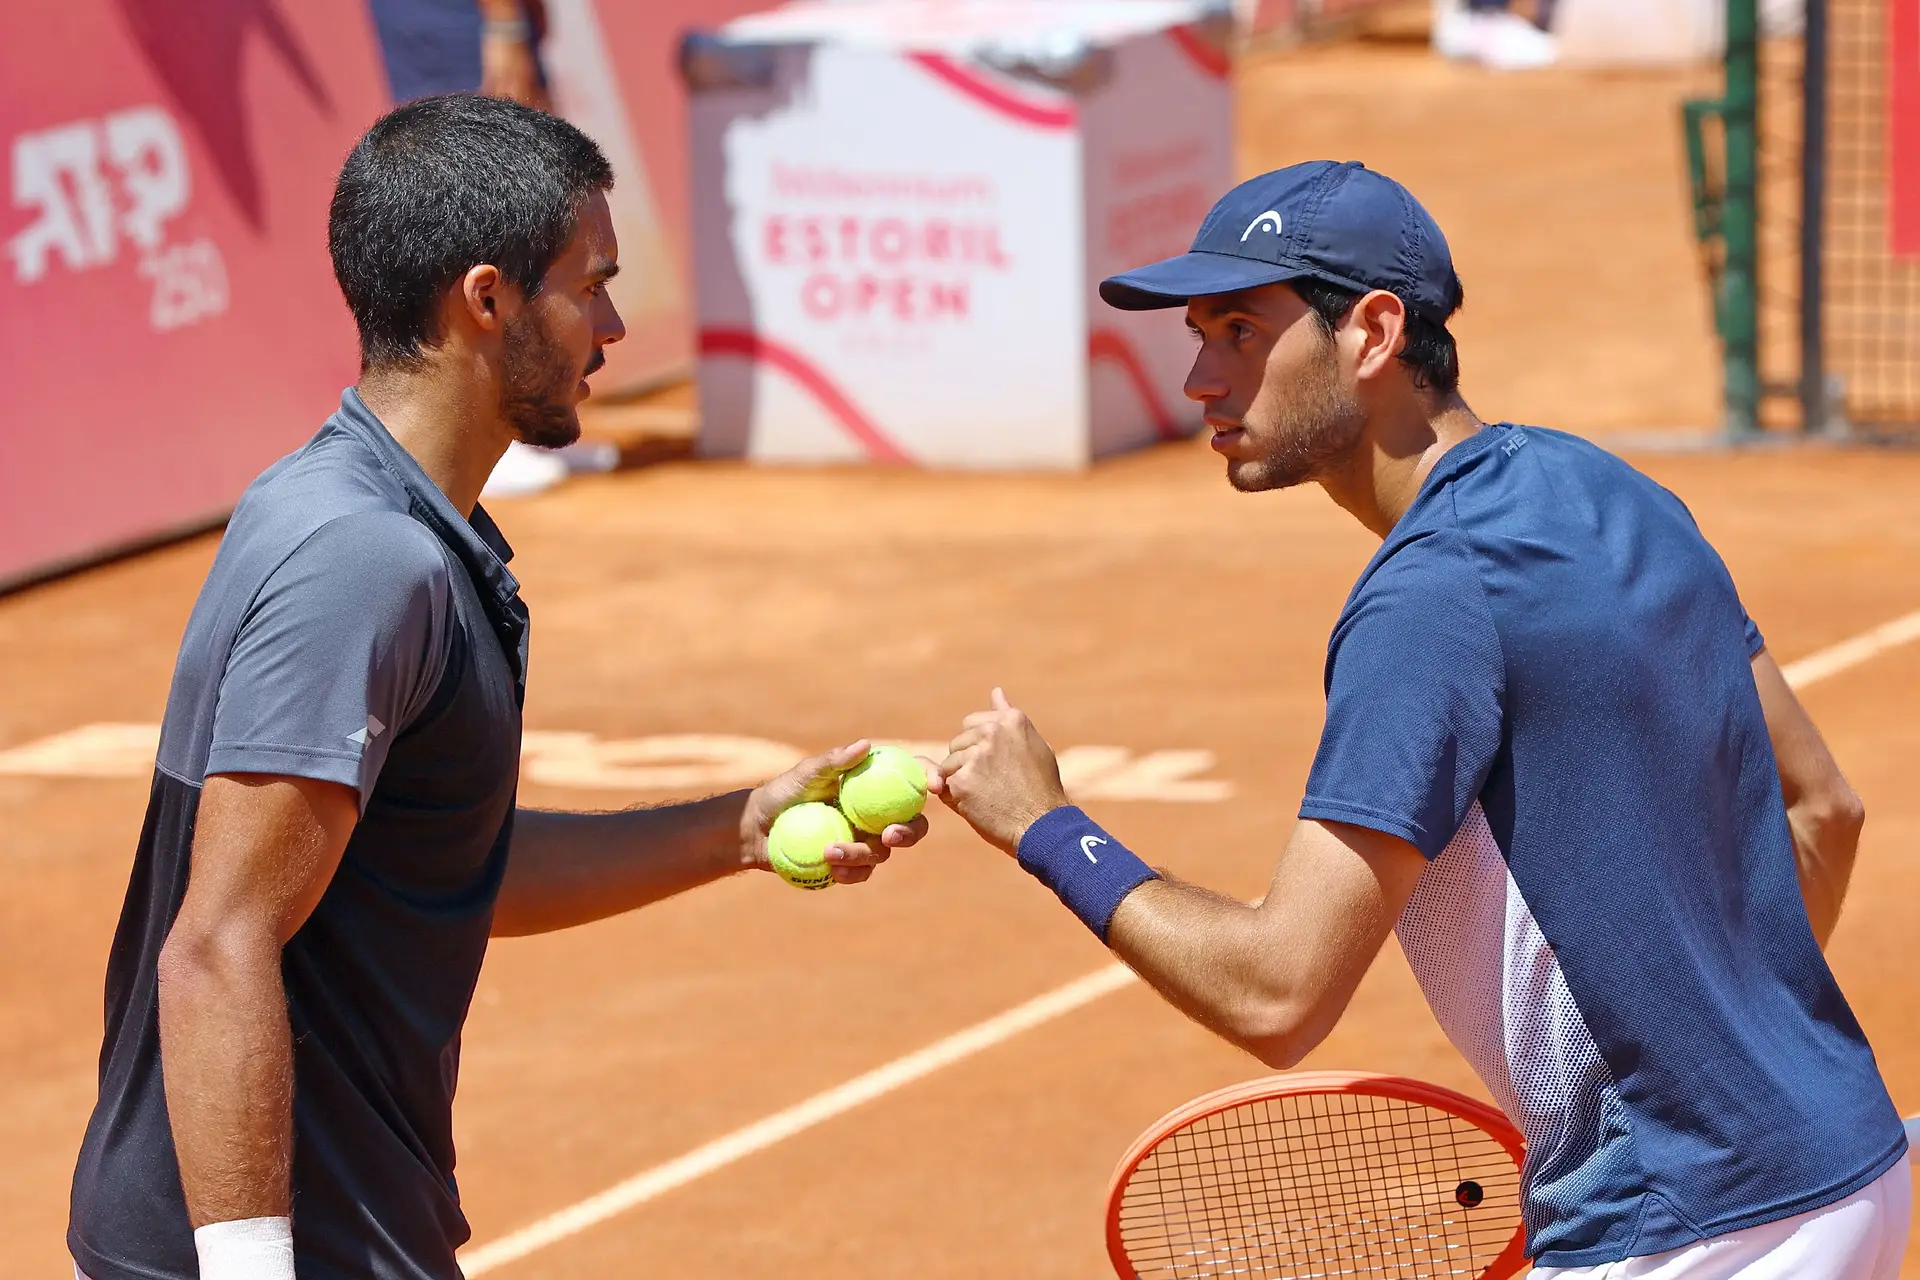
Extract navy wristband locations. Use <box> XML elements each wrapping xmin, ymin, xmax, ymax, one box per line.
<box><xmin>1016</xmin><ymin>806</ymin><xmax>1160</xmax><ymax>942</ymax></box>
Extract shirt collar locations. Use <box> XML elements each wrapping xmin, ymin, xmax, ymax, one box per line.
<box><xmin>332</xmin><ymin>388</ymin><xmax>522</xmax><ymax>607</ymax></box>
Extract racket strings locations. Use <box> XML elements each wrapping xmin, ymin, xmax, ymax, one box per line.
<box><xmin>1117</xmin><ymin>1091</ymin><xmax>1522</xmax><ymax>1278</ymax></box>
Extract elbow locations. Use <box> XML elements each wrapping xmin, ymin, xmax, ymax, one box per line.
<box><xmin>156</xmin><ymin>920</ymin><xmax>275</xmax><ymax>1012</ymax></box>
<box><xmin>1831</xmin><ymin>787</ymin><xmax>1866</xmax><ymax>845</ymax></box>
<box><xmin>1224</xmin><ymin>996</ymin><xmax>1314</xmax><ymax>1071</ymax></box>
<box><xmin>1803</xmin><ymin>782</ymin><xmax>1866</xmax><ymax>855</ymax></box>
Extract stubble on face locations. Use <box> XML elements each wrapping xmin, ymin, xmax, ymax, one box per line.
<box><xmin>500</xmin><ymin>307</ymin><xmax>584</xmax><ymax>449</ymax></box>
<box><xmin>1228</xmin><ymin>323</ymin><xmax>1365</xmax><ymax>494</ymax></box>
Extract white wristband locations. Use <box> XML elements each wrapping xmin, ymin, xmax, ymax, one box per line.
<box><xmin>194</xmin><ymin>1216</ymin><xmax>294</xmax><ymax>1280</ymax></box>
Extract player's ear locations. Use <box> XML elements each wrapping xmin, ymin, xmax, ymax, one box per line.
<box><xmin>456</xmin><ymin>264</ymin><xmax>507</xmax><ymax>334</ymax></box>
<box><xmin>1351</xmin><ymin>289</ymin><xmax>1407</xmax><ymax>383</ymax></box>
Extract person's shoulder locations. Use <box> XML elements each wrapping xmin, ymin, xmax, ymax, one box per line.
<box><xmin>240</xmin><ymin>419</ymin><xmax>409</xmax><ymax>518</ymax></box>
<box><xmin>284</xmin><ymin>511</ymin><xmax>453</xmax><ymax>597</ymax></box>
<box><xmin>1344</xmin><ymin>519</ymin><xmax>1484</xmax><ymax>626</ymax></box>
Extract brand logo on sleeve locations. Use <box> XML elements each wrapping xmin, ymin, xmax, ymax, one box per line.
<box><xmin>346</xmin><ymin>714</ymin><xmax>386</xmax><ymax>747</ymax></box>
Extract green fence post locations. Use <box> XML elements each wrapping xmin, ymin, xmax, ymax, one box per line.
<box><xmin>1721</xmin><ymin>0</ymin><xmax>1762</xmax><ymax>438</ymax></box>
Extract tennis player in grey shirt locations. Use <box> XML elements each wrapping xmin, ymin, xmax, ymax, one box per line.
<box><xmin>67</xmin><ymin>95</ymin><xmax>924</xmax><ymax>1280</ymax></box>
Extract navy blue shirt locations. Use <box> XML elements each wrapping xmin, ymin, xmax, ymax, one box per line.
<box><xmin>1301</xmin><ymin>424</ymin><xmax>1904</xmax><ymax>1265</ymax></box>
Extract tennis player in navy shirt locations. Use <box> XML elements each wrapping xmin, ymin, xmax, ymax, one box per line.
<box><xmin>931</xmin><ymin>161</ymin><xmax>1911</xmax><ymax>1275</ymax></box>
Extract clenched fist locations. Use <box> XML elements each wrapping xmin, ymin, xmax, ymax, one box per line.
<box><xmin>929</xmin><ymin>689</ymin><xmax>1071</xmax><ymax>854</ymax></box>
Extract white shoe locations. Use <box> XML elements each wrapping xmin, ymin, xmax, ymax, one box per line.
<box><xmin>1475</xmin><ymin>12</ymin><xmax>1558</xmax><ymax>69</ymax></box>
<box><xmin>1433</xmin><ymin>7</ymin><xmax>1481</xmax><ymax>58</ymax></box>
<box><xmin>483</xmin><ymin>440</ymin><xmax>570</xmax><ymax>499</ymax></box>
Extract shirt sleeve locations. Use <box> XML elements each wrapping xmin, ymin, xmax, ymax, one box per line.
<box><xmin>1299</xmin><ymin>532</ymin><xmax>1506</xmax><ymax>859</ymax></box>
<box><xmin>206</xmin><ymin>513</ymin><xmax>453</xmax><ymax>811</ymax></box>
<box><xmin>1657</xmin><ymin>482</ymin><xmax>1765</xmax><ymax>657</ymax></box>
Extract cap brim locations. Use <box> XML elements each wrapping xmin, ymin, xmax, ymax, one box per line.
<box><xmin>1098</xmin><ymin>251</ymin><xmax>1308</xmax><ymax>311</ymax></box>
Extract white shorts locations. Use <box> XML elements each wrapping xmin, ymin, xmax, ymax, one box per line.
<box><xmin>1533</xmin><ymin>1160</ymin><xmax>1912</xmax><ymax>1280</ymax></box>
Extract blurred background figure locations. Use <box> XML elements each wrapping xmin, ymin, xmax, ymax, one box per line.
<box><xmin>1432</xmin><ymin>0</ymin><xmax>1558</xmax><ymax>70</ymax></box>
<box><xmin>368</xmin><ymin>0</ymin><xmax>549</xmax><ymax>108</ymax></box>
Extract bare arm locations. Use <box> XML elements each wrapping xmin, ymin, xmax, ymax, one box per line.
<box><xmin>493</xmin><ymin>741</ymin><xmax>926</xmax><ymax>937</ymax></box>
<box><xmin>1104</xmin><ymin>819</ymin><xmax>1426</xmax><ymax>1067</ymax></box>
<box><xmin>494</xmin><ymin>793</ymin><xmax>754</xmax><ymax>937</ymax></box>
<box><xmin>1752</xmin><ymin>647</ymin><xmax>1865</xmax><ymax>947</ymax></box>
<box><xmin>156</xmin><ymin>773</ymin><xmax>357</xmax><ymax>1226</ymax></box>
<box><xmin>477</xmin><ymin>0</ymin><xmax>548</xmax><ymax>108</ymax></box>
<box><xmin>933</xmin><ymin>690</ymin><xmax>1427</xmax><ymax>1068</ymax></box>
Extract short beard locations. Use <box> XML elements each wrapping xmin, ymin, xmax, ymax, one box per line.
<box><xmin>1228</xmin><ymin>331</ymin><xmax>1365</xmax><ymax>493</ymax></box>
<box><xmin>501</xmin><ymin>309</ymin><xmax>582</xmax><ymax>449</ymax></box>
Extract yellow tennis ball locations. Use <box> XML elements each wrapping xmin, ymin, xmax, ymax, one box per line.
<box><xmin>766</xmin><ymin>801</ymin><xmax>851</xmax><ymax>891</ymax></box>
<box><xmin>837</xmin><ymin>746</ymin><xmax>928</xmax><ymax>833</ymax></box>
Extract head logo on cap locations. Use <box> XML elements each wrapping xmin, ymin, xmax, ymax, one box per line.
<box><xmin>1240</xmin><ymin>210</ymin><xmax>1283</xmax><ymax>242</ymax></box>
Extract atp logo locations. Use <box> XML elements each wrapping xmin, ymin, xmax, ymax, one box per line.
<box><xmin>1080</xmin><ymin>834</ymin><xmax>1108</xmax><ymax>863</ymax></box>
<box><xmin>1240</xmin><ymin>209</ymin><xmax>1283</xmax><ymax>242</ymax></box>
<box><xmin>8</xmin><ymin>105</ymin><xmax>228</xmax><ymax>333</ymax></box>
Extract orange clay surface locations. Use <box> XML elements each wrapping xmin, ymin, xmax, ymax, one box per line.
<box><xmin>4</xmin><ymin>39</ymin><xmax>1916</xmax><ymax>1280</ymax></box>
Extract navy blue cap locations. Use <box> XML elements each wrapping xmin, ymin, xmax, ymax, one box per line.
<box><xmin>1099</xmin><ymin>160</ymin><xmax>1462</xmax><ymax>321</ymax></box>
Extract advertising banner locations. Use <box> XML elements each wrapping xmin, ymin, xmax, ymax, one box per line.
<box><xmin>2</xmin><ymin>0</ymin><xmax>769</xmax><ymax>584</ymax></box>
<box><xmin>1892</xmin><ymin>0</ymin><xmax>1920</xmax><ymax>256</ymax></box>
<box><xmin>1</xmin><ymin>0</ymin><xmax>388</xmax><ymax>587</ymax></box>
<box><xmin>686</xmin><ymin>0</ymin><xmax>1232</xmax><ymax>468</ymax></box>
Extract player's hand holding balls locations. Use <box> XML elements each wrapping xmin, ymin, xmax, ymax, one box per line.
<box><xmin>742</xmin><ymin>741</ymin><xmax>931</xmax><ymax>888</ymax></box>
<box><xmin>765</xmin><ymin>802</ymin><xmax>853</xmax><ymax>890</ymax></box>
<box><xmin>838</xmin><ymin>745</ymin><xmax>929</xmax><ymax>833</ymax></box>
<box><xmin>929</xmin><ymin>688</ymin><xmax>1070</xmax><ymax>855</ymax></box>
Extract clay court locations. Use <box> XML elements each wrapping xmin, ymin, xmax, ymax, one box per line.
<box><xmin>5</xmin><ymin>37</ymin><xmax>1918</xmax><ymax>1279</ymax></box>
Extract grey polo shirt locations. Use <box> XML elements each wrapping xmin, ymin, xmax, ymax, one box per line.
<box><xmin>70</xmin><ymin>389</ymin><xmax>528</xmax><ymax>1280</ymax></box>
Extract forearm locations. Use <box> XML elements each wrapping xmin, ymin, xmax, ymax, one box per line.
<box><xmin>1107</xmin><ymin>878</ymin><xmax>1315</xmax><ymax>1067</ymax></box>
<box><xmin>155</xmin><ymin>931</ymin><xmax>294</xmax><ymax>1226</ymax></box>
<box><xmin>493</xmin><ymin>790</ymin><xmax>753</xmax><ymax>936</ymax></box>
<box><xmin>1752</xmin><ymin>649</ymin><xmax>1865</xmax><ymax>948</ymax></box>
<box><xmin>1785</xmin><ymin>788</ymin><xmax>1864</xmax><ymax>948</ymax></box>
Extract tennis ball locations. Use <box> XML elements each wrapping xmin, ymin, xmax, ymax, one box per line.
<box><xmin>766</xmin><ymin>801</ymin><xmax>852</xmax><ymax>891</ymax></box>
<box><xmin>837</xmin><ymin>746</ymin><xmax>928</xmax><ymax>833</ymax></box>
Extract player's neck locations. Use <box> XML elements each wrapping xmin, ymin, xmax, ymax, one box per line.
<box><xmin>1320</xmin><ymin>395</ymin><xmax>1483</xmax><ymax>539</ymax></box>
<box><xmin>356</xmin><ymin>363</ymin><xmax>513</xmax><ymax>518</ymax></box>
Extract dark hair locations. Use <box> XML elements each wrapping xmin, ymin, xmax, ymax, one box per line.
<box><xmin>328</xmin><ymin>94</ymin><xmax>613</xmax><ymax>369</ymax></box>
<box><xmin>1290</xmin><ymin>275</ymin><xmax>1465</xmax><ymax>396</ymax></box>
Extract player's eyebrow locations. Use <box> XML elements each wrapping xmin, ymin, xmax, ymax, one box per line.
<box><xmin>1194</xmin><ymin>293</ymin><xmax>1255</xmax><ymax>320</ymax></box>
<box><xmin>586</xmin><ymin>257</ymin><xmax>620</xmax><ymax>283</ymax></box>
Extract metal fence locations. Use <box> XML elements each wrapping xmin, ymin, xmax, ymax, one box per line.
<box><xmin>1690</xmin><ymin>0</ymin><xmax>1920</xmax><ymax>438</ymax></box>
<box><xmin>1813</xmin><ymin>0</ymin><xmax>1920</xmax><ymax>434</ymax></box>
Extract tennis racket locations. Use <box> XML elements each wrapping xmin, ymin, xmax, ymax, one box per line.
<box><xmin>1106</xmin><ymin>1071</ymin><xmax>1528</xmax><ymax>1280</ymax></box>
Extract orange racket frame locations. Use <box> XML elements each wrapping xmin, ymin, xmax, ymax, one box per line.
<box><xmin>1106</xmin><ymin>1071</ymin><xmax>1531</xmax><ymax>1280</ymax></box>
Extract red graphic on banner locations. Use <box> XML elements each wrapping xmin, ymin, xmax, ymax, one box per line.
<box><xmin>1</xmin><ymin>0</ymin><xmax>390</xmax><ymax>587</ymax></box>
<box><xmin>1168</xmin><ymin>26</ymin><xmax>1232</xmax><ymax>81</ymax></box>
<box><xmin>907</xmin><ymin>54</ymin><xmax>1077</xmax><ymax>130</ymax></box>
<box><xmin>698</xmin><ymin>328</ymin><xmax>913</xmax><ymax>462</ymax></box>
<box><xmin>1893</xmin><ymin>0</ymin><xmax>1920</xmax><ymax>256</ymax></box>
<box><xmin>1089</xmin><ymin>328</ymin><xmax>1184</xmax><ymax>442</ymax></box>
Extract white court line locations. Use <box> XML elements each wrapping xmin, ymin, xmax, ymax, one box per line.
<box><xmin>460</xmin><ymin>605</ymin><xmax>1920</xmax><ymax>1275</ymax></box>
<box><xmin>1780</xmin><ymin>608</ymin><xmax>1920</xmax><ymax>690</ymax></box>
<box><xmin>459</xmin><ymin>964</ymin><xmax>1138</xmax><ymax>1275</ymax></box>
